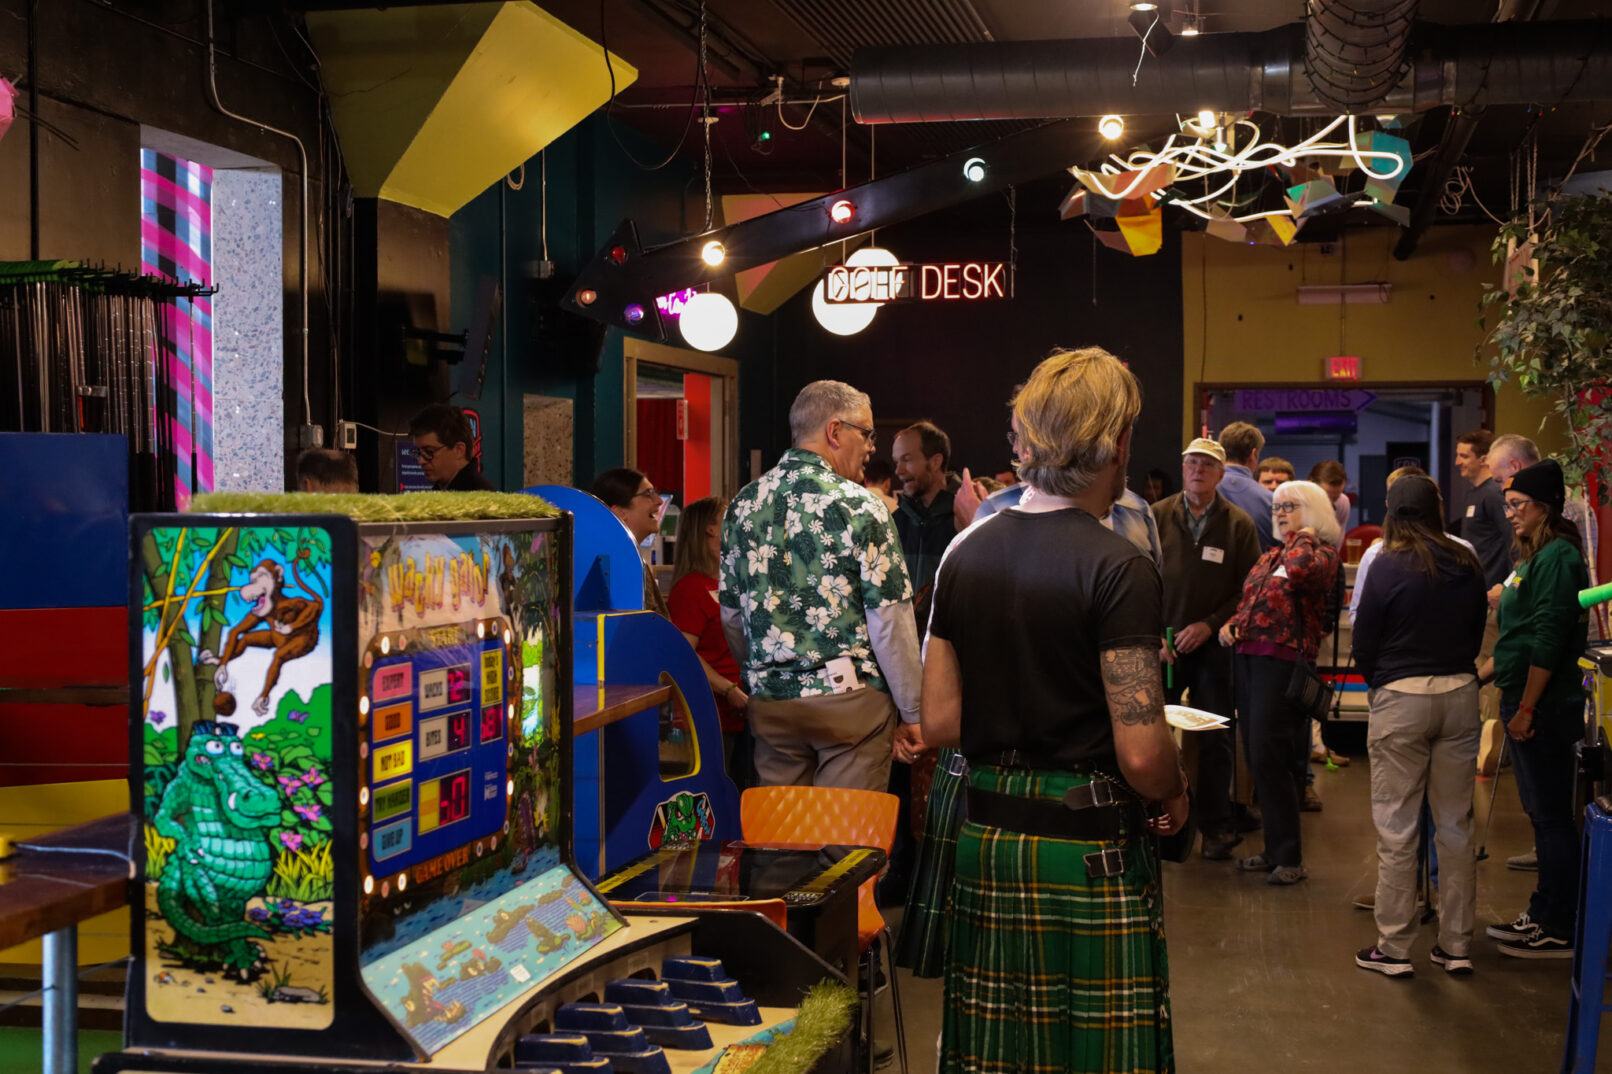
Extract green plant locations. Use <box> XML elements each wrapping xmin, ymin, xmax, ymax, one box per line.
<box><xmin>144</xmin><ymin>824</ymin><xmax>175</xmax><ymax>881</ymax></box>
<box><xmin>265</xmin><ymin>839</ymin><xmax>334</xmax><ymax>903</ymax></box>
<box><xmin>1482</xmin><ymin>191</ymin><xmax>1612</xmax><ymax>492</ymax></box>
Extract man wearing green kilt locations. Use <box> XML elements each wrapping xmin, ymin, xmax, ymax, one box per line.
<box><xmin>921</xmin><ymin>347</ymin><xmax>1189</xmax><ymax>1074</ymax></box>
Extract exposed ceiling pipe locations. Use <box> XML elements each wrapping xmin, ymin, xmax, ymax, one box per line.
<box><xmin>1304</xmin><ymin>0</ymin><xmax>1418</xmax><ymax>112</ymax></box>
<box><xmin>850</xmin><ymin>19</ymin><xmax>1612</xmax><ymax>123</ymax></box>
<box><xmin>1392</xmin><ymin>107</ymin><xmax>1484</xmax><ymax>259</ymax></box>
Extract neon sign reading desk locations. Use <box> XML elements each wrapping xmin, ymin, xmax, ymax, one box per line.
<box><xmin>822</xmin><ymin>261</ymin><xmax>1008</xmax><ymax>304</ymax></box>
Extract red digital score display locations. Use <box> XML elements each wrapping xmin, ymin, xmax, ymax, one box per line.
<box><xmin>439</xmin><ymin>772</ymin><xmax>470</xmax><ymax>827</ymax></box>
<box><xmin>445</xmin><ymin>666</ymin><xmax>473</xmax><ymax>704</ymax></box>
<box><xmin>481</xmin><ymin>705</ymin><xmax>502</xmax><ymax>744</ymax></box>
<box><xmin>447</xmin><ymin>710</ymin><xmax>472</xmax><ymax>752</ymax></box>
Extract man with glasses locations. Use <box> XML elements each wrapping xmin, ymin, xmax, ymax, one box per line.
<box><xmin>1456</xmin><ymin>429</ymin><xmax>1518</xmax><ymax>781</ymax></box>
<box><xmin>409</xmin><ymin>404</ymin><xmax>496</xmax><ymax>491</ymax></box>
<box><xmin>719</xmin><ymin>380</ymin><xmax>924</xmax><ymax>790</ymax></box>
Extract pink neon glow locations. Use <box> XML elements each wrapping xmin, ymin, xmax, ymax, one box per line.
<box><xmin>655</xmin><ymin>288</ymin><xmax>699</xmax><ymax>320</ymax></box>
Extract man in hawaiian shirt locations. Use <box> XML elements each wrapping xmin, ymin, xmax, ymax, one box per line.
<box><xmin>720</xmin><ymin>380</ymin><xmax>925</xmax><ymax>791</ymax></box>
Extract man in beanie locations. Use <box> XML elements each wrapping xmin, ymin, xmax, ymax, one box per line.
<box><xmin>1480</xmin><ymin>458</ymin><xmax>1589</xmax><ymax>957</ymax></box>
<box><xmin>1154</xmin><ymin>437</ymin><xmax>1261</xmax><ymax>859</ymax></box>
<box><xmin>1352</xmin><ymin>474</ymin><xmax>1488</xmax><ymax>977</ymax></box>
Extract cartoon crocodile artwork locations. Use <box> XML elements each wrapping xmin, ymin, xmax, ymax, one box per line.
<box><xmin>525</xmin><ymin>916</ymin><xmax>568</xmax><ymax>953</ymax></box>
<box><xmin>486</xmin><ymin>905</ymin><xmax>534</xmax><ymax>943</ymax></box>
<box><xmin>152</xmin><ymin>722</ymin><xmax>283</xmax><ymax>977</ymax></box>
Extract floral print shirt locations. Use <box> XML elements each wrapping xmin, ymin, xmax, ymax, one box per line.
<box><xmin>1228</xmin><ymin>530</ymin><xmax>1340</xmax><ymax>662</ymax></box>
<box><xmin>719</xmin><ymin>449</ymin><xmax>914</xmax><ymax>699</ymax></box>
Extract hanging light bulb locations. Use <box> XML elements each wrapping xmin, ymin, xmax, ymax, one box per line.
<box><xmin>679</xmin><ymin>291</ymin><xmax>738</xmax><ymax>351</ymax></box>
<box><xmin>1099</xmin><ymin>115</ymin><xmax>1126</xmax><ymax>141</ymax></box>
<box><xmin>963</xmin><ymin>157</ymin><xmax>987</xmax><ymax>183</ymax></box>
<box><xmin>812</xmin><ymin>246</ymin><xmax>900</xmax><ymax>337</ymax></box>
<box><xmin>1196</xmin><ymin>109</ymin><xmax>1217</xmax><ymax>132</ymax></box>
<box><xmin>700</xmin><ymin>240</ymin><xmax>726</xmax><ymax>266</ymax></box>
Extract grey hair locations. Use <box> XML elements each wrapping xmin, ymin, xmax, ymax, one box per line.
<box><xmin>1273</xmin><ymin>480</ymin><xmax>1342</xmax><ymax>548</ymax></box>
<box><xmin>1489</xmin><ymin>433</ymin><xmax>1540</xmax><ymax>469</ymax></box>
<box><xmin>789</xmin><ymin>380</ymin><xmax>871</xmax><ymax>446</ymax></box>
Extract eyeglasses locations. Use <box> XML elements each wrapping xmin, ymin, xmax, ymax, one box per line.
<box><xmin>1005</xmin><ymin>430</ymin><xmax>1019</xmax><ymax>450</ymax></box>
<box><xmin>633</xmin><ymin>487</ymin><xmax>661</xmax><ymax>502</ymax></box>
<box><xmin>838</xmin><ymin>419</ymin><xmax>876</xmax><ymax>448</ymax></box>
<box><xmin>1272</xmin><ymin>501</ymin><xmax>1302</xmax><ymax>514</ymax></box>
<box><xmin>1503</xmin><ymin>498</ymin><xmax>1536</xmax><ymax>514</ymax></box>
<box><xmin>416</xmin><ymin>443</ymin><xmax>444</xmax><ymax>461</ymax></box>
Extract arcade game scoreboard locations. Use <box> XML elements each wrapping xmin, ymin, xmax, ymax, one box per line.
<box><xmin>98</xmin><ymin>496</ymin><xmax>852</xmax><ymax>1073</ymax></box>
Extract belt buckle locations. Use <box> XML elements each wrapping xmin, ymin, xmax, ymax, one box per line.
<box><xmin>1083</xmin><ymin>847</ymin><xmax>1126</xmax><ymax>878</ymax></box>
<box><xmin>946</xmin><ymin>752</ymin><xmax>971</xmax><ymax>777</ymax></box>
<box><xmin>1061</xmin><ymin>779</ymin><xmax>1118</xmax><ymax>811</ymax></box>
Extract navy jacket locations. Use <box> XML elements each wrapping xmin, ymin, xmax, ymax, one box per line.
<box><xmin>1352</xmin><ymin>544</ymin><xmax>1487</xmax><ymax>689</ymax></box>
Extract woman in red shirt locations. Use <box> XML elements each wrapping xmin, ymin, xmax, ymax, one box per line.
<box><xmin>667</xmin><ymin>496</ymin><xmax>753</xmax><ymax>790</ymax></box>
<box><xmin>1219</xmin><ymin>479</ymin><xmax>1341</xmax><ymax>885</ymax></box>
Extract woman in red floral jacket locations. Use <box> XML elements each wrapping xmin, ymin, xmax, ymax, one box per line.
<box><xmin>1217</xmin><ymin>479</ymin><xmax>1341</xmax><ymax>885</ymax></box>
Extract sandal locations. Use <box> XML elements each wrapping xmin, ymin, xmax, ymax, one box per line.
<box><xmin>1235</xmin><ymin>854</ymin><xmax>1273</xmax><ymax>873</ymax></box>
<box><xmin>1267</xmin><ymin>865</ymin><xmax>1308</xmax><ymax>886</ymax></box>
<box><xmin>1327</xmin><ymin>750</ymin><xmax>1351</xmax><ymax>767</ymax></box>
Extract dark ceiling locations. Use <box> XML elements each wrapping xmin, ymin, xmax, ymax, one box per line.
<box><xmin>525</xmin><ymin>0</ymin><xmax>1612</xmax><ymax>239</ymax></box>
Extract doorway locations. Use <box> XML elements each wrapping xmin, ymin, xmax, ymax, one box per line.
<box><xmin>622</xmin><ymin>337</ymin><xmax>740</xmax><ymax>569</ymax></box>
<box><xmin>1197</xmin><ymin>382</ymin><xmax>1493</xmax><ymax>526</ymax></box>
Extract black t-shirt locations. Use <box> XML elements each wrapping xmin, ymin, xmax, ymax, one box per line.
<box><xmin>1461</xmin><ymin>477</ymin><xmax>1514</xmax><ymax>588</ymax></box>
<box><xmin>928</xmin><ymin>506</ymin><xmax>1163</xmax><ymax>770</ymax></box>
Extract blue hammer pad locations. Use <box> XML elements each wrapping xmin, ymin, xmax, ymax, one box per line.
<box><xmin>660</xmin><ymin>956</ymin><xmax>728</xmax><ymax>982</ymax></box>
<box><xmin>577</xmin><ymin>1026</ymin><xmax>651</xmax><ymax>1053</ymax></box>
<box><xmin>585</xmin><ymin>1045</ymin><xmax>671</xmax><ymax>1074</ymax></box>
<box><xmin>664</xmin><ymin>978</ymin><xmax>747</xmax><ymax>1005</ymax></box>
<box><xmin>619</xmin><ymin>1000</ymin><xmax>697</xmax><ymax>1027</ymax></box>
<box><xmin>606</xmin><ymin>978</ymin><xmax>675</xmax><ymax>1006</ymax></box>
<box><xmin>555</xmin><ymin>1002</ymin><xmax>631</xmax><ymax>1031</ymax></box>
<box><xmin>514</xmin><ymin>1033</ymin><xmax>594</xmax><ymax>1063</ymax></box>
<box><xmin>685</xmin><ymin>997</ymin><xmax>762</xmax><ymax>1026</ymax></box>
<box><xmin>639</xmin><ymin>1021</ymin><xmax>714</xmax><ymax>1050</ymax></box>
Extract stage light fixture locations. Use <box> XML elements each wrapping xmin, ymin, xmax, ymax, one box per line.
<box><xmin>608</xmin><ymin>244</ymin><xmax>628</xmax><ymax>264</ymax></box>
<box><xmin>811</xmin><ymin>246</ymin><xmax>900</xmax><ymax>336</ymax></box>
<box><xmin>1130</xmin><ymin>1</ymin><xmax>1157</xmax><ymax>8</ymax></box>
<box><xmin>1180</xmin><ymin>16</ymin><xmax>1201</xmax><ymax>35</ymax></box>
<box><xmin>679</xmin><ymin>291</ymin><xmax>738</xmax><ymax>351</ymax></box>
<box><xmin>623</xmin><ymin>303</ymin><xmax>646</xmax><ymax>326</ymax></box>
<box><xmin>701</xmin><ymin>240</ymin><xmax>726</xmax><ymax>266</ymax></box>
<box><xmin>963</xmin><ymin>157</ymin><xmax>987</xmax><ymax>182</ymax></box>
<box><xmin>1099</xmin><ymin>115</ymin><xmax>1126</xmax><ymax>140</ymax></box>
<box><xmin>829</xmin><ymin>199</ymin><xmax>856</xmax><ymax>224</ymax></box>
<box><xmin>577</xmin><ymin>289</ymin><xmax>597</xmax><ymax>306</ymax></box>
<box><xmin>1196</xmin><ymin>109</ymin><xmax>1217</xmax><ymax>131</ymax></box>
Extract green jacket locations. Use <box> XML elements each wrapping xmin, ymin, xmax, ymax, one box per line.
<box><xmin>1494</xmin><ymin>536</ymin><xmax>1590</xmax><ymax>709</ymax></box>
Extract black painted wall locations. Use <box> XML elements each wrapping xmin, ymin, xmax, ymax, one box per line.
<box><xmin>766</xmin><ymin>183</ymin><xmax>1186</xmax><ymax>486</ymax></box>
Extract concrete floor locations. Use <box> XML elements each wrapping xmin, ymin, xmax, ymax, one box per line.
<box><xmin>887</xmin><ymin>757</ymin><xmax>1604</xmax><ymax>1073</ymax></box>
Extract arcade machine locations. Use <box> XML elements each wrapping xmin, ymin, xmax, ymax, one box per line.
<box><xmin>96</xmin><ymin>495</ymin><xmax>853</xmax><ymax>1074</ymax></box>
<box><xmin>530</xmin><ymin>486</ymin><xmax>741</xmax><ymax>881</ymax></box>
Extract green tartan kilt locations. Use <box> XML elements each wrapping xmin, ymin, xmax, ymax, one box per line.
<box><xmin>941</xmin><ymin>766</ymin><xmax>1175</xmax><ymax>1074</ymax></box>
<box><xmin>894</xmin><ymin>747</ymin><xmax>967</xmax><ymax>977</ymax></box>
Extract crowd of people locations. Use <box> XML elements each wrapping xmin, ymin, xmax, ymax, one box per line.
<box><xmin>296</xmin><ymin>382</ymin><xmax>1592</xmax><ymax>1071</ymax></box>
<box><xmin>677</xmin><ymin>356</ymin><xmax>1591</xmax><ymax>1072</ymax></box>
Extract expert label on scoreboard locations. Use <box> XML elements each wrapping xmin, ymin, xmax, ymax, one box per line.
<box><xmin>481</xmin><ymin>649</ymin><xmax>503</xmax><ymax>705</ymax></box>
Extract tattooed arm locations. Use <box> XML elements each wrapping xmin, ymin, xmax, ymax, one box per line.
<box><xmin>1101</xmin><ymin>646</ymin><xmax>1188</xmax><ymax>821</ymax></box>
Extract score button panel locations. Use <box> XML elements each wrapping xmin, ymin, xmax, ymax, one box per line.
<box><xmin>372</xmin><ymin>740</ymin><xmax>413</xmax><ymax>783</ymax></box>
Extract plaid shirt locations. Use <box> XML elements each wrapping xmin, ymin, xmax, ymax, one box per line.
<box><xmin>719</xmin><ymin>449</ymin><xmax>913</xmax><ymax>699</ymax></box>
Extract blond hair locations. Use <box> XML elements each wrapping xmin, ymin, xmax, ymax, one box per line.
<box><xmin>1011</xmin><ymin>347</ymin><xmax>1141</xmax><ymax>497</ymax></box>
<box><xmin>672</xmin><ymin>496</ymin><xmax>728</xmax><ymax>584</ymax></box>
<box><xmin>1272</xmin><ymin>480</ymin><xmax>1341</xmax><ymax>547</ymax></box>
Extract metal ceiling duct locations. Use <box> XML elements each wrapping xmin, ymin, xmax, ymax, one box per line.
<box><xmin>1305</xmin><ymin>0</ymin><xmax>1418</xmax><ymax>111</ymax></box>
<box><xmin>850</xmin><ymin>19</ymin><xmax>1612</xmax><ymax>122</ymax></box>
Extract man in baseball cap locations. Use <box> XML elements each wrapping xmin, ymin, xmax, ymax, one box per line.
<box><xmin>1154</xmin><ymin>436</ymin><xmax>1263</xmax><ymax>859</ymax></box>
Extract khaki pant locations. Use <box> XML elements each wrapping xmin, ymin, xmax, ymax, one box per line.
<box><xmin>1477</xmin><ymin>607</ymin><xmax>1504</xmax><ymax>774</ymax></box>
<box><xmin>1367</xmin><ymin>682</ymin><xmax>1482</xmax><ymax>958</ymax></box>
<box><xmin>748</xmin><ymin>686</ymin><xmax>897</xmax><ymax>791</ymax></box>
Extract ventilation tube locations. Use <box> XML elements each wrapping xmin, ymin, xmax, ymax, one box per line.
<box><xmin>1305</xmin><ymin>0</ymin><xmax>1419</xmax><ymax>111</ymax></box>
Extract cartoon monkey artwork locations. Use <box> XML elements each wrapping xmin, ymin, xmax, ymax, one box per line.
<box><xmin>200</xmin><ymin>558</ymin><xmax>323</xmax><ymax>717</ymax></box>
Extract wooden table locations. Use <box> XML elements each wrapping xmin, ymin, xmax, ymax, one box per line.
<box><xmin>572</xmin><ymin>682</ymin><xmax>673</xmax><ymax>736</ymax></box>
<box><xmin>0</xmin><ymin>813</ymin><xmax>132</xmax><ymax>1074</ymax></box>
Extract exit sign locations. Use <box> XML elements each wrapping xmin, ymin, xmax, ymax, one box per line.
<box><xmin>1326</xmin><ymin>355</ymin><xmax>1362</xmax><ymax>380</ymax></box>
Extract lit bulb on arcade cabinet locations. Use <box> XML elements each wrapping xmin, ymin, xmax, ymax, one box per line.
<box><xmin>380</xmin><ymin>636</ymin><xmax>391</xmax><ymax>656</ymax></box>
<box><xmin>398</xmin><ymin>873</ymin><xmax>408</xmax><ymax>892</ymax></box>
<box><xmin>364</xmin><ymin>875</ymin><xmax>374</xmax><ymax>895</ymax></box>
<box><xmin>359</xmin><ymin>696</ymin><xmax>370</xmax><ymax>716</ymax></box>
<box><xmin>360</xmin><ymin>786</ymin><xmax>370</xmax><ymax>808</ymax></box>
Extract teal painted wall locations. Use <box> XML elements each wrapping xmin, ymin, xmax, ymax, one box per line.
<box><xmin>450</xmin><ymin>115</ymin><xmax>775</xmax><ymax>491</ymax></box>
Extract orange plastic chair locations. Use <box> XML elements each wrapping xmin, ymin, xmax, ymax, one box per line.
<box><xmin>740</xmin><ymin>785</ymin><xmax>904</xmax><ymax>1073</ymax></box>
<box><xmin>611</xmin><ymin>898</ymin><xmax>788</xmax><ymax>930</ymax></box>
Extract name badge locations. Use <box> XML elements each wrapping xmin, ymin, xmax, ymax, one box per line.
<box><xmin>1202</xmin><ymin>546</ymin><xmax>1225</xmax><ymax>564</ymax></box>
<box><xmin>1504</xmin><ymin>569</ymin><xmax>1520</xmax><ymax>588</ymax></box>
<box><xmin>1466</xmin><ymin>504</ymin><xmax>1476</xmax><ymax>518</ymax></box>
<box><xmin>1274</xmin><ymin>565</ymin><xmax>1289</xmax><ymax>579</ymax></box>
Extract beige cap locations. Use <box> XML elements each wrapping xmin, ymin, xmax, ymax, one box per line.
<box><xmin>1182</xmin><ymin>437</ymin><xmax>1227</xmax><ymax>464</ymax></box>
